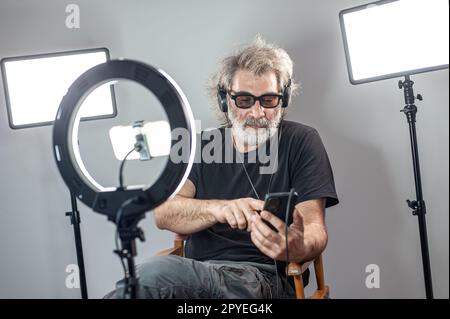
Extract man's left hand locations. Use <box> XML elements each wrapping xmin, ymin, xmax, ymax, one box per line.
<box><xmin>250</xmin><ymin>208</ymin><xmax>306</xmax><ymax>262</ymax></box>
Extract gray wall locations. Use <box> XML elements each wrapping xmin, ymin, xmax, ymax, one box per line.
<box><xmin>0</xmin><ymin>0</ymin><xmax>448</xmax><ymax>299</ymax></box>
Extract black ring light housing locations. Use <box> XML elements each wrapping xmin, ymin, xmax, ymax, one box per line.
<box><xmin>53</xmin><ymin>59</ymin><xmax>196</xmax><ymax>222</ymax></box>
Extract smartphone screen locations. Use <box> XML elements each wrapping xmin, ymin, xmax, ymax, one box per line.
<box><xmin>262</xmin><ymin>191</ymin><xmax>298</xmax><ymax>231</ymax></box>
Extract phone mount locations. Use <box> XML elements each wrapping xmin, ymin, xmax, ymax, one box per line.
<box><xmin>132</xmin><ymin>120</ymin><xmax>152</xmax><ymax>161</ymax></box>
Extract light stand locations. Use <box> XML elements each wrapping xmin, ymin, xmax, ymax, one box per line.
<box><xmin>114</xmin><ymin>206</ymin><xmax>146</xmax><ymax>299</ymax></box>
<box><xmin>398</xmin><ymin>75</ymin><xmax>433</xmax><ymax>299</ymax></box>
<box><xmin>339</xmin><ymin>0</ymin><xmax>448</xmax><ymax>298</ymax></box>
<box><xmin>1</xmin><ymin>48</ymin><xmax>117</xmax><ymax>299</ymax></box>
<box><xmin>115</xmin><ymin>223</ymin><xmax>141</xmax><ymax>299</ymax></box>
<box><xmin>66</xmin><ymin>190</ymin><xmax>88</xmax><ymax>299</ymax></box>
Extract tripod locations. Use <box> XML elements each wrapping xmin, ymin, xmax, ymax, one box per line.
<box><xmin>66</xmin><ymin>190</ymin><xmax>88</xmax><ymax>299</ymax></box>
<box><xmin>398</xmin><ymin>75</ymin><xmax>433</xmax><ymax>299</ymax></box>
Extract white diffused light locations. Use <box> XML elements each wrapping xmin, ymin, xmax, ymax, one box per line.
<box><xmin>341</xmin><ymin>0</ymin><xmax>449</xmax><ymax>83</ymax></box>
<box><xmin>1</xmin><ymin>49</ymin><xmax>115</xmax><ymax>127</ymax></box>
<box><xmin>109</xmin><ymin>120</ymin><xmax>171</xmax><ymax>161</ymax></box>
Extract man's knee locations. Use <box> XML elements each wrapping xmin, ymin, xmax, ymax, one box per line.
<box><xmin>104</xmin><ymin>256</ymin><xmax>216</xmax><ymax>298</ymax></box>
<box><xmin>137</xmin><ymin>255</ymin><xmax>191</xmax><ymax>287</ymax></box>
<box><xmin>103</xmin><ymin>255</ymin><xmax>189</xmax><ymax>299</ymax></box>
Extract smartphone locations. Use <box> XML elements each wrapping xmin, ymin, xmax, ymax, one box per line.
<box><xmin>260</xmin><ymin>191</ymin><xmax>298</xmax><ymax>232</ymax></box>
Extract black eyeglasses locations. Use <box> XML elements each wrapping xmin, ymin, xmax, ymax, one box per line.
<box><xmin>229</xmin><ymin>92</ymin><xmax>283</xmax><ymax>109</ymax></box>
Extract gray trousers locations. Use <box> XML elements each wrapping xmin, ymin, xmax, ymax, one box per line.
<box><xmin>106</xmin><ymin>255</ymin><xmax>296</xmax><ymax>299</ymax></box>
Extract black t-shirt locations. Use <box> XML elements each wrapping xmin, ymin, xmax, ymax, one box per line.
<box><xmin>185</xmin><ymin>120</ymin><xmax>339</xmax><ymax>265</ymax></box>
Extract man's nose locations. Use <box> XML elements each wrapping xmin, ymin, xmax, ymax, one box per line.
<box><xmin>250</xmin><ymin>101</ymin><xmax>265</xmax><ymax>117</ymax></box>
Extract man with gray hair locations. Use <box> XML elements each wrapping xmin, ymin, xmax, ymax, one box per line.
<box><xmin>108</xmin><ymin>36</ymin><xmax>338</xmax><ymax>299</ymax></box>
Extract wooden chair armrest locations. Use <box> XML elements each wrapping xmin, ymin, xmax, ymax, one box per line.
<box><xmin>287</xmin><ymin>261</ymin><xmax>312</xmax><ymax>276</ymax></box>
<box><xmin>287</xmin><ymin>261</ymin><xmax>311</xmax><ymax>299</ymax></box>
<box><xmin>154</xmin><ymin>239</ymin><xmax>185</xmax><ymax>257</ymax></box>
<box><xmin>154</xmin><ymin>246</ymin><xmax>183</xmax><ymax>256</ymax></box>
<box><xmin>286</xmin><ymin>254</ymin><xmax>329</xmax><ymax>299</ymax></box>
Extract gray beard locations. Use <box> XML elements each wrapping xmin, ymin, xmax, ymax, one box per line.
<box><xmin>228</xmin><ymin>108</ymin><xmax>282</xmax><ymax>147</ymax></box>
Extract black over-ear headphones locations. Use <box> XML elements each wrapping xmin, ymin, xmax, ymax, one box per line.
<box><xmin>217</xmin><ymin>78</ymin><xmax>292</xmax><ymax>113</ymax></box>
<box><xmin>281</xmin><ymin>78</ymin><xmax>291</xmax><ymax>108</ymax></box>
<box><xmin>217</xmin><ymin>85</ymin><xmax>229</xmax><ymax>113</ymax></box>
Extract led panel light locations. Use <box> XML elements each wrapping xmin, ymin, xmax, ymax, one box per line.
<box><xmin>340</xmin><ymin>0</ymin><xmax>449</xmax><ymax>84</ymax></box>
<box><xmin>1</xmin><ymin>48</ymin><xmax>117</xmax><ymax>128</ymax></box>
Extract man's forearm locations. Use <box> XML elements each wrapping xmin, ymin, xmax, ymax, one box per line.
<box><xmin>154</xmin><ymin>195</ymin><xmax>222</xmax><ymax>234</ymax></box>
<box><xmin>298</xmin><ymin>222</ymin><xmax>328</xmax><ymax>263</ymax></box>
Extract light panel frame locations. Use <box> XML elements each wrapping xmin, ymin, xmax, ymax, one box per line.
<box><xmin>1</xmin><ymin>47</ymin><xmax>117</xmax><ymax>129</ymax></box>
<box><xmin>339</xmin><ymin>0</ymin><xmax>449</xmax><ymax>85</ymax></box>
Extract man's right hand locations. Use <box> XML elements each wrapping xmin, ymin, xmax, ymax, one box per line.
<box><xmin>211</xmin><ymin>198</ymin><xmax>264</xmax><ymax>232</ymax></box>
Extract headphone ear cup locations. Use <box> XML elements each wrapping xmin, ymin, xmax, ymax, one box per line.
<box><xmin>217</xmin><ymin>86</ymin><xmax>228</xmax><ymax>112</ymax></box>
<box><xmin>282</xmin><ymin>81</ymin><xmax>291</xmax><ymax>108</ymax></box>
